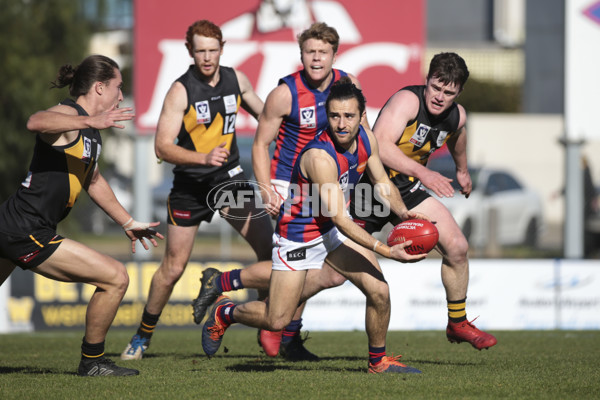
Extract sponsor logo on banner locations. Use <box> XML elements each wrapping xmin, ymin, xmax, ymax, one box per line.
<box><xmin>134</xmin><ymin>0</ymin><xmax>424</xmax><ymax>135</ymax></box>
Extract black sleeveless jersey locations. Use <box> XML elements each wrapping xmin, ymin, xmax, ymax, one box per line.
<box><xmin>0</xmin><ymin>99</ymin><xmax>101</xmax><ymax>232</ymax></box>
<box><xmin>172</xmin><ymin>65</ymin><xmax>243</xmax><ymax>184</ymax></box>
<box><xmin>384</xmin><ymin>85</ymin><xmax>460</xmax><ymax>191</ymax></box>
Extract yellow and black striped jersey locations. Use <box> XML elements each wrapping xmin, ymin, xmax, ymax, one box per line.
<box><xmin>172</xmin><ymin>66</ymin><xmax>243</xmax><ymax>184</ymax></box>
<box><xmin>0</xmin><ymin>99</ymin><xmax>101</xmax><ymax>232</ymax></box>
<box><xmin>386</xmin><ymin>85</ymin><xmax>460</xmax><ymax>192</ymax></box>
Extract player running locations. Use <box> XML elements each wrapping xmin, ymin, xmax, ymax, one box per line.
<box><xmin>350</xmin><ymin>52</ymin><xmax>497</xmax><ymax>350</ymax></box>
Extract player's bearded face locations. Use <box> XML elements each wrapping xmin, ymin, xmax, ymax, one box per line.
<box><xmin>423</xmin><ymin>76</ymin><xmax>461</xmax><ymax>116</ymax></box>
<box><xmin>192</xmin><ymin>35</ymin><xmax>223</xmax><ymax>78</ymax></box>
<box><xmin>327</xmin><ymin>98</ymin><xmax>362</xmax><ymax>149</ymax></box>
<box><xmin>301</xmin><ymin>39</ymin><xmax>336</xmax><ymax>84</ymax></box>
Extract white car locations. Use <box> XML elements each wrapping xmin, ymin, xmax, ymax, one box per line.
<box><xmin>427</xmin><ymin>155</ymin><xmax>544</xmax><ymax>248</ymax></box>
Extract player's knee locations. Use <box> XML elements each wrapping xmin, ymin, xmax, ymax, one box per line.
<box><xmin>105</xmin><ymin>260</ymin><xmax>129</xmax><ymax>297</ymax></box>
<box><xmin>323</xmin><ymin>269</ymin><xmax>346</xmax><ymax>289</ymax></box>
<box><xmin>444</xmin><ymin>234</ymin><xmax>469</xmax><ymax>263</ymax></box>
<box><xmin>367</xmin><ymin>280</ymin><xmax>390</xmax><ymax>307</ymax></box>
<box><xmin>159</xmin><ymin>259</ymin><xmax>187</xmax><ymax>285</ymax></box>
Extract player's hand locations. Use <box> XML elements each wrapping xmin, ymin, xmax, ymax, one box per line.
<box><xmin>205</xmin><ymin>143</ymin><xmax>230</xmax><ymax>166</ymax></box>
<box><xmin>456</xmin><ymin>169</ymin><xmax>472</xmax><ymax>198</ymax></box>
<box><xmin>123</xmin><ymin>219</ymin><xmax>164</xmax><ymax>253</ymax></box>
<box><xmin>261</xmin><ymin>186</ymin><xmax>283</xmax><ymax>218</ymax></box>
<box><xmin>89</xmin><ymin>105</ymin><xmax>135</xmax><ymax>130</ymax></box>
<box><xmin>420</xmin><ymin>169</ymin><xmax>455</xmax><ymax>198</ymax></box>
<box><xmin>389</xmin><ymin>241</ymin><xmax>427</xmax><ymax>263</ymax></box>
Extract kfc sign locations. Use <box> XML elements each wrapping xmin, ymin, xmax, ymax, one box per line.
<box><xmin>134</xmin><ymin>0</ymin><xmax>424</xmax><ymax>135</ymax></box>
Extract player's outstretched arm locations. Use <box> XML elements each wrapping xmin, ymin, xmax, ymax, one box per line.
<box><xmin>27</xmin><ymin>104</ymin><xmax>134</xmax><ymax>134</ymax></box>
<box><xmin>87</xmin><ymin>168</ymin><xmax>163</xmax><ymax>252</ymax></box>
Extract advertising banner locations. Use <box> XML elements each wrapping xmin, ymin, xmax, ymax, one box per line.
<box><xmin>300</xmin><ymin>259</ymin><xmax>600</xmax><ymax>331</ymax></box>
<box><xmin>3</xmin><ymin>259</ymin><xmax>599</xmax><ymax>332</ymax></box>
<box><xmin>133</xmin><ymin>0</ymin><xmax>425</xmax><ymax>135</ymax></box>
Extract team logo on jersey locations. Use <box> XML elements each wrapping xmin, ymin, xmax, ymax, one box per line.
<box><xmin>223</xmin><ymin>94</ymin><xmax>237</xmax><ymax>114</ymax></box>
<box><xmin>82</xmin><ymin>137</ymin><xmax>92</xmax><ymax>161</ymax></box>
<box><xmin>339</xmin><ymin>171</ymin><xmax>349</xmax><ymax>191</ymax></box>
<box><xmin>195</xmin><ymin>101</ymin><xmax>211</xmax><ymax>124</ymax></box>
<box><xmin>409</xmin><ymin>123</ymin><xmax>431</xmax><ymax>147</ymax></box>
<box><xmin>300</xmin><ymin>106</ymin><xmax>316</xmax><ymax>128</ymax></box>
<box><xmin>436</xmin><ymin>130</ymin><xmax>449</xmax><ymax>148</ymax></box>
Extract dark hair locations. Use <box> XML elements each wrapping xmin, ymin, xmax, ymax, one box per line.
<box><xmin>325</xmin><ymin>76</ymin><xmax>366</xmax><ymax>115</ymax></box>
<box><xmin>297</xmin><ymin>22</ymin><xmax>340</xmax><ymax>54</ymax></box>
<box><xmin>427</xmin><ymin>52</ymin><xmax>470</xmax><ymax>90</ymax></box>
<box><xmin>51</xmin><ymin>55</ymin><xmax>119</xmax><ymax>97</ymax></box>
<box><xmin>185</xmin><ymin>20</ymin><xmax>225</xmax><ymax>55</ymax></box>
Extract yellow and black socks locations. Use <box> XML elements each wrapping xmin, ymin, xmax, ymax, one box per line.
<box><xmin>81</xmin><ymin>338</ymin><xmax>104</xmax><ymax>361</ymax></box>
<box><xmin>137</xmin><ymin>308</ymin><xmax>161</xmax><ymax>339</ymax></box>
<box><xmin>448</xmin><ymin>298</ymin><xmax>467</xmax><ymax>323</ymax></box>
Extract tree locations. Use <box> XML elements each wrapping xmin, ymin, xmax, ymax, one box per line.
<box><xmin>0</xmin><ymin>0</ymin><xmax>92</xmax><ymax>200</ymax></box>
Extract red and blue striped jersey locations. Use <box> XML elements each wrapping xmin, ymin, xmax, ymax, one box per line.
<box><xmin>270</xmin><ymin>69</ymin><xmax>348</xmax><ymax>181</ymax></box>
<box><xmin>277</xmin><ymin>125</ymin><xmax>371</xmax><ymax>242</ymax></box>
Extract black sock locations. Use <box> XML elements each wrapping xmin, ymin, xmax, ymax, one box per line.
<box><xmin>81</xmin><ymin>337</ymin><xmax>105</xmax><ymax>361</ymax></box>
<box><xmin>137</xmin><ymin>307</ymin><xmax>161</xmax><ymax>339</ymax></box>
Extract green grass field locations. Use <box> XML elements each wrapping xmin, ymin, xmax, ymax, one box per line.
<box><xmin>1</xmin><ymin>328</ymin><xmax>599</xmax><ymax>399</ymax></box>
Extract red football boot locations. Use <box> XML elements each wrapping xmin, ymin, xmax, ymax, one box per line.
<box><xmin>447</xmin><ymin>318</ymin><xmax>497</xmax><ymax>350</ymax></box>
<box><xmin>259</xmin><ymin>329</ymin><xmax>283</xmax><ymax>357</ymax></box>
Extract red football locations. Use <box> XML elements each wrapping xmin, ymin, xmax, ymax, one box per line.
<box><xmin>386</xmin><ymin>219</ymin><xmax>439</xmax><ymax>255</ymax></box>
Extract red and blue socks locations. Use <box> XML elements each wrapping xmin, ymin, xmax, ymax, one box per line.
<box><xmin>217</xmin><ymin>269</ymin><xmax>244</xmax><ymax>292</ymax></box>
<box><xmin>368</xmin><ymin>345</ymin><xmax>386</xmax><ymax>365</ymax></box>
<box><xmin>282</xmin><ymin>318</ymin><xmax>303</xmax><ymax>345</ymax></box>
<box><xmin>217</xmin><ymin>302</ymin><xmax>237</xmax><ymax>325</ymax></box>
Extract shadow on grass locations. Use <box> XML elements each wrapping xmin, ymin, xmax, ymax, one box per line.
<box><xmin>409</xmin><ymin>358</ymin><xmax>479</xmax><ymax>367</ymax></box>
<box><xmin>223</xmin><ymin>362</ymin><xmax>365</xmax><ymax>373</ymax></box>
<box><xmin>0</xmin><ymin>366</ymin><xmax>64</xmax><ymax>375</ymax></box>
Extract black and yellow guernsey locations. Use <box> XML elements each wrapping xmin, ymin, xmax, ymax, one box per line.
<box><xmin>0</xmin><ymin>98</ymin><xmax>101</xmax><ymax>231</ymax></box>
<box><xmin>172</xmin><ymin>65</ymin><xmax>243</xmax><ymax>185</ymax></box>
<box><xmin>385</xmin><ymin>84</ymin><xmax>461</xmax><ymax>192</ymax></box>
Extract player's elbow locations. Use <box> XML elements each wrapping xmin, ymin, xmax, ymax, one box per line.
<box><xmin>26</xmin><ymin>113</ymin><xmax>44</xmax><ymax>133</ymax></box>
<box><xmin>154</xmin><ymin>142</ymin><xmax>168</xmax><ymax>160</ymax></box>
